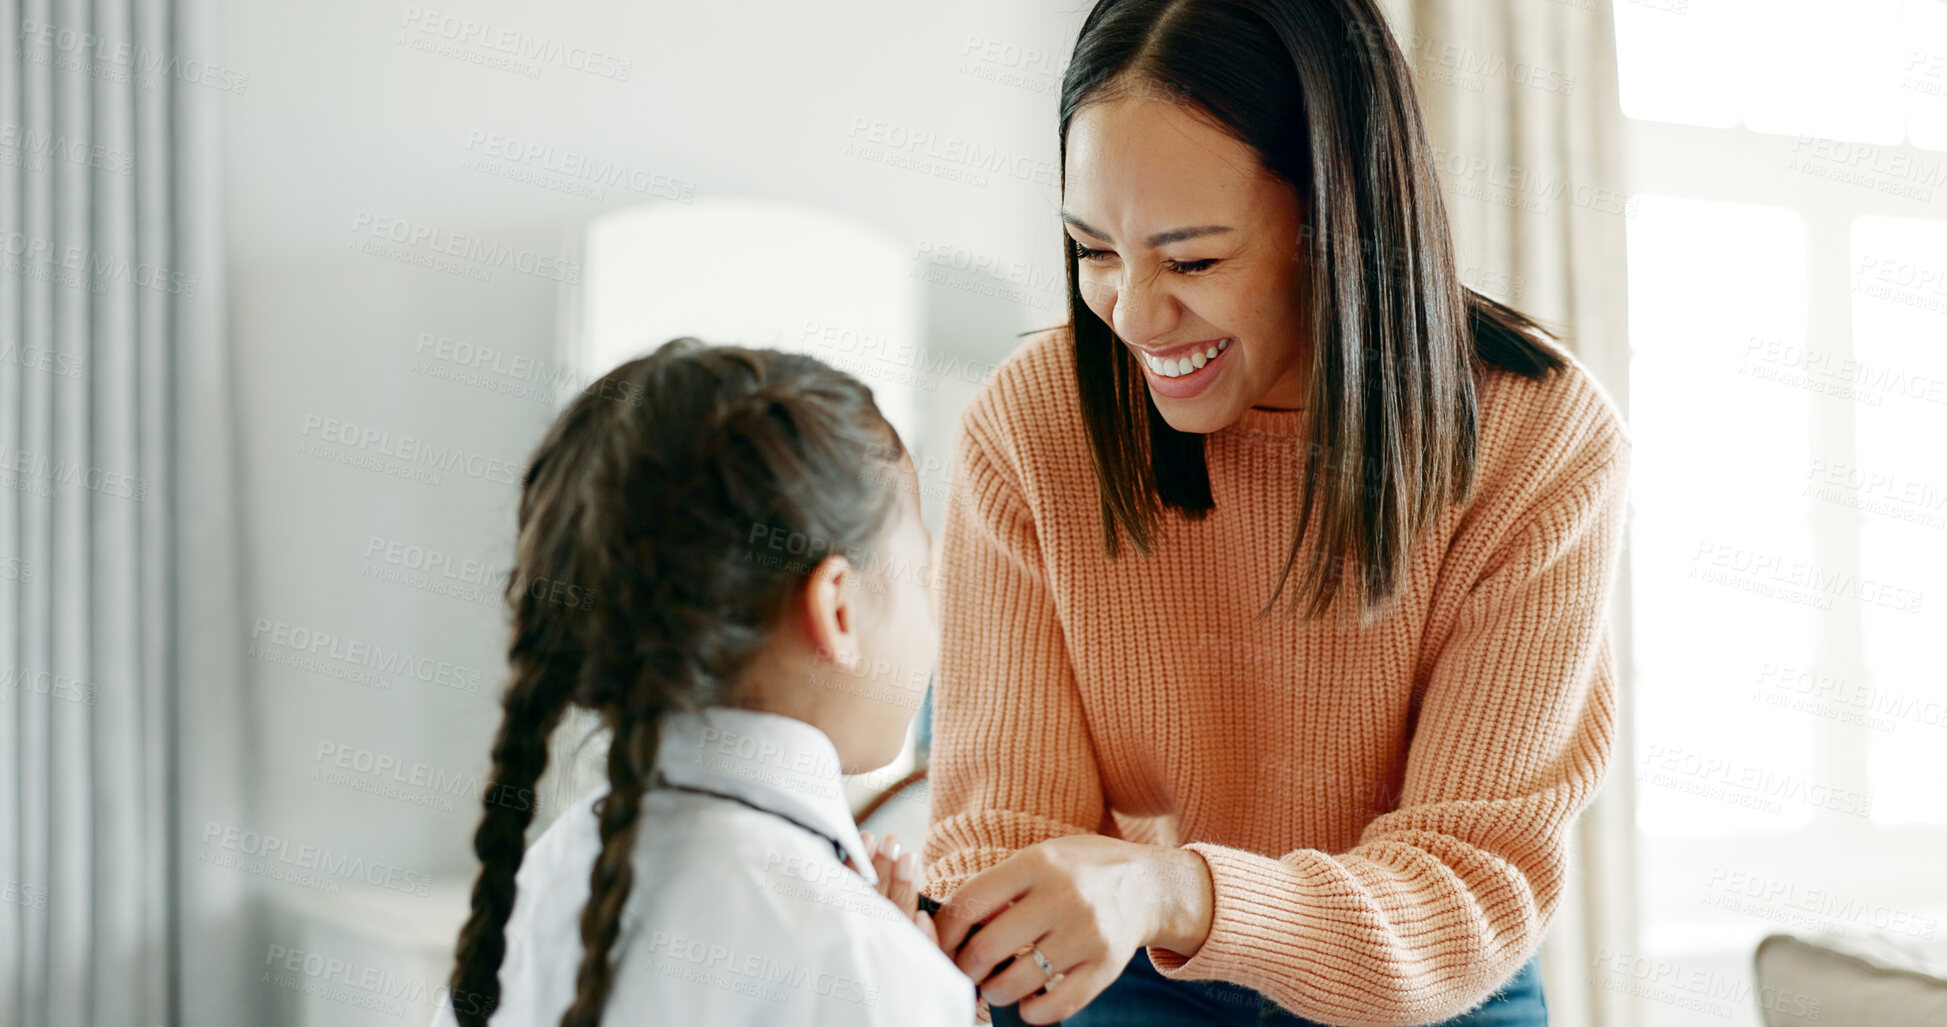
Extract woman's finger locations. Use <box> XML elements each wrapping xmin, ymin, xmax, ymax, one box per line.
<box><xmin>953</xmin><ymin>887</ymin><xmax>1060</xmax><ymax>986</ymax></box>
<box><xmin>936</xmin><ymin>851</ymin><xmax>1036</xmax><ymax>956</ymax></box>
<box><xmin>976</xmin><ymin>935</ymin><xmax>1070</xmax><ymax>1009</ymax></box>
<box><xmin>1016</xmin><ymin>958</ymin><xmax>1108</xmax><ymax>1025</ymax></box>
<box><xmin>914</xmin><ymin>908</ymin><xmax>940</xmax><ymax>947</ymax></box>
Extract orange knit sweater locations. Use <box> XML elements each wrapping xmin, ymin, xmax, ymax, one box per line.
<box><xmin>919</xmin><ymin>327</ymin><xmax>1631</xmax><ymax>1026</ymax></box>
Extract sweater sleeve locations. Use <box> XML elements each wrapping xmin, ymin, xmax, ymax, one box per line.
<box><xmin>1142</xmin><ymin>430</ymin><xmax>1632</xmax><ymax>1027</ymax></box>
<box><xmin>918</xmin><ymin>400</ymin><xmax>1108</xmax><ymax>903</ymax></box>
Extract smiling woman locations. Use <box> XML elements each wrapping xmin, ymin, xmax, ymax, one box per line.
<box><xmin>919</xmin><ymin>1</ymin><xmax>1631</xmax><ymax>1025</ymax></box>
<box><xmin>1057</xmin><ymin>0</ymin><xmax>1570</xmax><ymax>622</ymax></box>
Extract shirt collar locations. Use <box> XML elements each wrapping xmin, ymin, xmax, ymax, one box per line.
<box><xmin>654</xmin><ymin>705</ymin><xmax>879</xmax><ymax>886</ymax></box>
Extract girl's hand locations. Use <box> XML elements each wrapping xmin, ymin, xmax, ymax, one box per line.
<box><xmin>931</xmin><ymin>836</ymin><xmax>1214</xmax><ymax>1025</ymax></box>
<box><xmin>854</xmin><ymin>830</ymin><xmax>924</xmax><ymax>922</ymax></box>
<box><xmin>913</xmin><ymin>908</ymin><xmax>941</xmax><ymax>947</ymax></box>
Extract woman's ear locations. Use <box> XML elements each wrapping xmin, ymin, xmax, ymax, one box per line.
<box><xmin>799</xmin><ymin>554</ymin><xmax>862</xmax><ymax>669</ymax></box>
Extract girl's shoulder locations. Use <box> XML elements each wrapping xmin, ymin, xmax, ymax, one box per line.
<box><xmin>510</xmin><ymin>787</ymin><xmax>606</xmax><ymax>898</ymax></box>
<box><xmin>493</xmin><ymin>790</ymin><xmax>971</xmax><ymax>1023</ymax></box>
<box><xmin>518</xmin><ymin>788</ymin><xmax>946</xmax><ymax>954</ymax></box>
<box><xmin>614</xmin><ymin>795</ymin><xmax>974</xmax><ymax>1019</ymax></box>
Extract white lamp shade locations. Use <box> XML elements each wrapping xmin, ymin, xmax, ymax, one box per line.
<box><xmin>570</xmin><ymin>196</ymin><xmax>924</xmax><ymax>448</ymax></box>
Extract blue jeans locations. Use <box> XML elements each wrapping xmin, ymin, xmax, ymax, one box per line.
<box><xmin>1052</xmin><ymin>947</ymin><xmax>1546</xmax><ymax>1026</ymax></box>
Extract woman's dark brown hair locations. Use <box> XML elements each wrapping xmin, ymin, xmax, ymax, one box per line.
<box><xmin>1060</xmin><ymin>0</ymin><xmax>1568</xmax><ymax>620</ymax></box>
<box><xmin>443</xmin><ymin>338</ymin><xmax>907</xmax><ymax>1026</ymax></box>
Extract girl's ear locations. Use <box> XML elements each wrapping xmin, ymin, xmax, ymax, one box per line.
<box><xmin>800</xmin><ymin>554</ymin><xmax>862</xmax><ymax>670</ymax></box>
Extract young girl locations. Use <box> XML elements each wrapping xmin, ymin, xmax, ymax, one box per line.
<box><xmin>433</xmin><ymin>338</ymin><xmax>974</xmax><ymax>1026</ymax></box>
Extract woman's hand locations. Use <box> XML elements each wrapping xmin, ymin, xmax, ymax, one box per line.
<box><xmin>931</xmin><ymin>836</ymin><xmax>1214</xmax><ymax>1025</ymax></box>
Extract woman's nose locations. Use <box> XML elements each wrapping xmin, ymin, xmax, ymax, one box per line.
<box><xmin>1109</xmin><ymin>270</ymin><xmax>1180</xmax><ymax>346</ymax></box>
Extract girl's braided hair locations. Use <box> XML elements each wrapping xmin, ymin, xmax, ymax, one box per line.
<box><xmin>443</xmin><ymin>337</ymin><xmax>907</xmax><ymax>1026</ymax></box>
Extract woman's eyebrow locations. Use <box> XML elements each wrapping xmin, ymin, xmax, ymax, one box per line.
<box><xmin>1147</xmin><ymin>225</ymin><xmax>1232</xmax><ymax>246</ymax></box>
<box><xmin>1059</xmin><ymin>210</ymin><xmax>1233</xmax><ymax>248</ymax></box>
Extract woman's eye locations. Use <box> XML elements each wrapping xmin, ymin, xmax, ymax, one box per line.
<box><xmin>1068</xmin><ymin>241</ymin><xmax>1214</xmax><ymax>274</ymax></box>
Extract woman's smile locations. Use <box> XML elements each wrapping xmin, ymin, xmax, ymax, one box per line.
<box><xmin>1133</xmin><ymin>337</ymin><xmax>1233</xmax><ymax>398</ymax></box>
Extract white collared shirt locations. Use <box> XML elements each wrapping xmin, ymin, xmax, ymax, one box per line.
<box><xmin>430</xmin><ymin>706</ymin><xmax>974</xmax><ymax>1026</ymax></box>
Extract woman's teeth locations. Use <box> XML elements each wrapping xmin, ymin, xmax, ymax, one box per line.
<box><xmin>1145</xmin><ymin>338</ymin><xmax>1231</xmax><ymax>378</ymax></box>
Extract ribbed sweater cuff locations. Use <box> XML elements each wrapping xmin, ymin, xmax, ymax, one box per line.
<box><xmin>920</xmin><ymin>847</ymin><xmax>1016</xmax><ymax>905</ymax></box>
<box><xmin>1145</xmin><ymin>842</ymin><xmax>1323</xmax><ymax>983</ymax></box>
<box><xmin>1137</xmin><ymin>845</ymin><xmax>1534</xmax><ymax>1027</ymax></box>
<box><xmin>1141</xmin><ymin>842</ymin><xmax>1469</xmax><ymax>1027</ymax></box>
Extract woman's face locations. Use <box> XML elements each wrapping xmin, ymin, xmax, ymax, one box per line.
<box><xmin>1062</xmin><ymin>91</ymin><xmax>1311</xmax><ymax>434</ymax></box>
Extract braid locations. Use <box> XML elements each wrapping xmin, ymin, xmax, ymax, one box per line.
<box><xmin>442</xmin><ymin>337</ymin><xmax>910</xmax><ymax>1026</ymax></box>
<box><xmin>446</xmin><ymin>618</ymin><xmax>576</xmax><ymax>1026</ymax></box>
<box><xmin>446</xmin><ymin>422</ymin><xmax>590</xmax><ymax>1027</ymax></box>
<box><xmin>559</xmin><ymin>711</ymin><xmax>654</xmax><ymax>1027</ymax></box>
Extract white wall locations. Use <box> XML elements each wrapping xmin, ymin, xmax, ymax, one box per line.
<box><xmin>211</xmin><ymin>2</ymin><xmax>1084</xmax><ymax>1022</ymax></box>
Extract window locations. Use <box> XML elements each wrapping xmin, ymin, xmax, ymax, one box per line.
<box><xmin>1618</xmin><ymin>1</ymin><xmax>1947</xmax><ymax>1022</ymax></box>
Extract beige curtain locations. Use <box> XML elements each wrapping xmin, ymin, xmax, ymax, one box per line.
<box><xmin>1378</xmin><ymin>1</ymin><xmax>1638</xmax><ymax>1025</ymax></box>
